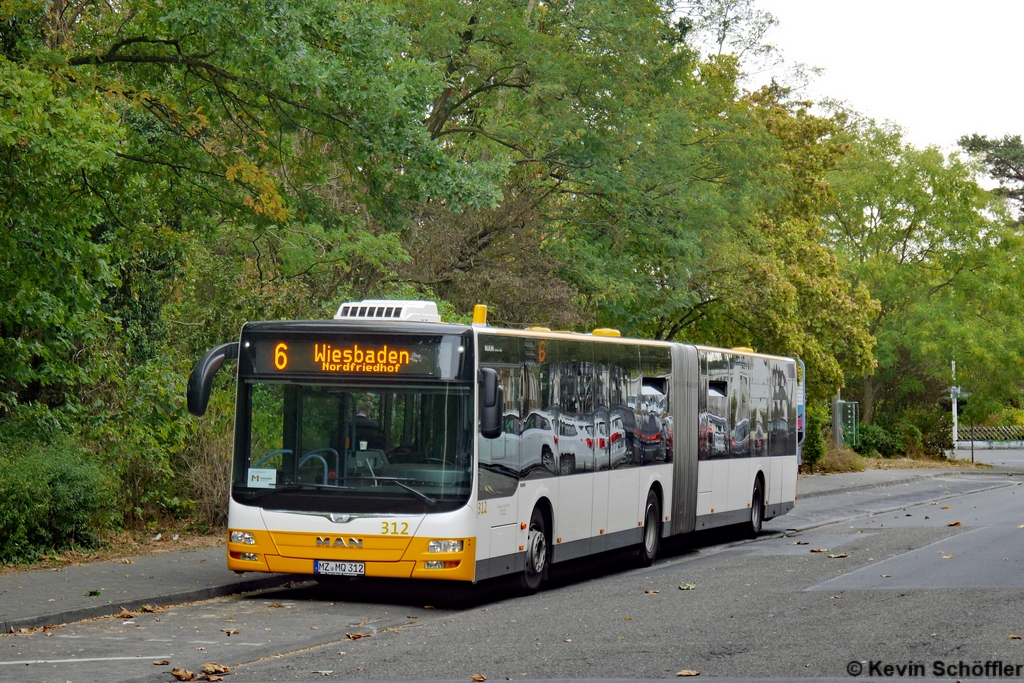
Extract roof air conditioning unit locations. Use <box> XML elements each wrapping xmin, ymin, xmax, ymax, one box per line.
<box><xmin>333</xmin><ymin>300</ymin><xmax>441</xmax><ymax>323</ymax></box>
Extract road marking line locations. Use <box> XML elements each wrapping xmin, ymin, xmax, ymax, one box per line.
<box><xmin>0</xmin><ymin>655</ymin><xmax>172</xmax><ymax>666</ymax></box>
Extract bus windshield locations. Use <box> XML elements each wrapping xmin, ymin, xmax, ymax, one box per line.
<box><xmin>235</xmin><ymin>381</ymin><xmax>473</xmax><ymax>513</ymax></box>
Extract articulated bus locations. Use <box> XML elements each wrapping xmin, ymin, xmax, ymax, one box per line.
<box><xmin>187</xmin><ymin>300</ymin><xmax>803</xmax><ymax>591</ymax></box>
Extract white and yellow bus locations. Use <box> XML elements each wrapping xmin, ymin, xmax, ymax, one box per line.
<box><xmin>188</xmin><ymin>300</ymin><xmax>803</xmax><ymax>591</ymax></box>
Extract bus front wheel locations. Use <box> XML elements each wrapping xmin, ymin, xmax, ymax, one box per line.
<box><xmin>637</xmin><ymin>489</ymin><xmax>661</xmax><ymax>566</ymax></box>
<box><xmin>519</xmin><ymin>506</ymin><xmax>548</xmax><ymax>593</ymax></box>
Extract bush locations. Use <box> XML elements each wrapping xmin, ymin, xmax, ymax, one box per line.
<box><xmin>802</xmin><ymin>401</ymin><xmax>827</xmax><ymax>471</ymax></box>
<box><xmin>856</xmin><ymin>423</ymin><xmax>899</xmax><ymax>457</ymax></box>
<box><xmin>0</xmin><ymin>409</ymin><xmax>114</xmax><ymax>563</ymax></box>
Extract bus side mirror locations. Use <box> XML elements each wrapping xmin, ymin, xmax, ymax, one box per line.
<box><xmin>187</xmin><ymin>342</ymin><xmax>239</xmax><ymax>417</ymax></box>
<box><xmin>479</xmin><ymin>367</ymin><xmax>503</xmax><ymax>439</ymax></box>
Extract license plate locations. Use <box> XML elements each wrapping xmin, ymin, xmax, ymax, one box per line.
<box><xmin>314</xmin><ymin>560</ymin><xmax>365</xmax><ymax>576</ymax></box>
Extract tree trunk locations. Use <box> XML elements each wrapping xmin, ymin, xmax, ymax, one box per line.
<box><xmin>862</xmin><ymin>374</ymin><xmax>875</xmax><ymax>425</ymax></box>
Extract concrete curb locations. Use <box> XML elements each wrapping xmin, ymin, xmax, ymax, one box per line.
<box><xmin>2</xmin><ymin>573</ymin><xmax>296</xmax><ymax>634</ymax></box>
<box><xmin>797</xmin><ymin>471</ymin><xmax>961</xmax><ymax>501</ymax></box>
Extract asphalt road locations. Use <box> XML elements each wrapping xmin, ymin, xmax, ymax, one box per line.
<box><xmin>3</xmin><ymin>473</ymin><xmax>1024</xmax><ymax>682</ymax></box>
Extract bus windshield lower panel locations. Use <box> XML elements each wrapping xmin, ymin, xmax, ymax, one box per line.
<box><xmin>234</xmin><ymin>381</ymin><xmax>473</xmax><ymax>514</ymax></box>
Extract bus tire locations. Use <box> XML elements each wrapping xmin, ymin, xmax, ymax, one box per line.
<box><xmin>746</xmin><ymin>478</ymin><xmax>764</xmax><ymax>538</ymax></box>
<box><xmin>519</xmin><ymin>506</ymin><xmax>548</xmax><ymax>593</ymax></box>
<box><xmin>637</xmin><ymin>488</ymin><xmax>661</xmax><ymax>566</ymax></box>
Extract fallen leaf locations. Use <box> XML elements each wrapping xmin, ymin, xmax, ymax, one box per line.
<box><xmin>140</xmin><ymin>604</ymin><xmax>159</xmax><ymax>612</ymax></box>
<box><xmin>644</xmin><ymin>590</ymin><xmax>660</xmax><ymax>594</ymax></box>
<box><xmin>202</xmin><ymin>663</ymin><xmax>230</xmax><ymax>674</ymax></box>
<box><xmin>472</xmin><ymin>674</ymin><xmax>487</xmax><ymax>682</ymax></box>
<box><xmin>676</xmin><ymin>670</ymin><xmax>700</xmax><ymax>677</ymax></box>
<box><xmin>924</xmin><ymin>516</ymin><xmax>930</xmax><ymax>520</ymax></box>
<box><xmin>171</xmin><ymin>669</ymin><xmax>196</xmax><ymax>681</ymax></box>
<box><xmin>346</xmin><ymin>632</ymin><xmax>372</xmax><ymax>640</ymax></box>
<box><xmin>827</xmin><ymin>553</ymin><xmax>848</xmax><ymax>559</ymax></box>
<box><xmin>424</xmin><ymin>605</ymin><xmax>435</xmax><ymax>609</ymax></box>
<box><xmin>947</xmin><ymin>521</ymin><xmax>961</xmax><ymax>527</ymax></box>
<box><xmin>942</xmin><ymin>554</ymin><xmax>954</xmax><ymax>559</ymax></box>
<box><xmin>267</xmin><ymin>603</ymin><xmax>286</xmax><ymax>608</ymax></box>
<box><xmin>117</xmin><ymin>607</ymin><xmax>134</xmax><ymax>619</ymax></box>
<box><xmin>1018</xmin><ymin>525</ymin><xmax>1024</xmax><ymax>529</ymax></box>
<box><xmin>622</xmin><ymin>616</ymin><xmax>632</xmax><ymax>621</ymax></box>
<box><xmin>84</xmin><ymin>589</ymin><xmax>101</xmax><ymax>596</ymax></box>
<box><xmin>1011</xmin><ymin>635</ymin><xmax>1022</xmax><ymax>640</ymax></box>
<box><xmin>153</xmin><ymin>660</ymin><xmax>170</xmax><ymax>666</ymax></box>
<box><xmin>679</xmin><ymin>583</ymin><xmax>696</xmax><ymax>590</ymax></box>
<box><xmin>809</xmin><ymin>548</ymin><xmax>829</xmax><ymax>553</ymax></box>
<box><xmin>942</xmin><ymin>506</ymin><xmax>952</xmax><ymax>510</ymax></box>
<box><xmin>206</xmin><ymin>677</ymin><xmax>223</xmax><ymax>682</ymax></box>
<box><xmin>121</xmin><ymin>558</ymin><xmax>133</xmax><ymax>564</ymax></box>
<box><xmin>795</xmin><ymin>541</ymin><xmax>809</xmax><ymax>545</ymax></box>
<box><xmin>220</xmin><ymin>629</ymin><xmax>239</xmax><ymax>636</ymax></box>
<box><xmin>564</xmin><ymin>639</ymin><xmax>572</xmax><ymax>642</ymax></box>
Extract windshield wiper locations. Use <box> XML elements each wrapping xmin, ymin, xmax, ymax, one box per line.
<box><xmin>348</xmin><ymin>476</ymin><xmax>436</xmax><ymax>506</ymax></box>
<box><xmin>244</xmin><ymin>483</ymin><xmax>350</xmax><ymax>499</ymax></box>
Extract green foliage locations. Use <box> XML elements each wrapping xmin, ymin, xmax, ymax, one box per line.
<box><xmin>801</xmin><ymin>401</ymin><xmax>828</xmax><ymax>470</ymax></box>
<box><xmin>0</xmin><ymin>408</ymin><xmax>114</xmax><ymax>563</ymax></box>
<box><xmin>856</xmin><ymin>424</ymin><xmax>898</xmax><ymax>458</ymax></box>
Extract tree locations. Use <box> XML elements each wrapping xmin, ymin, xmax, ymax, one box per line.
<box><xmin>828</xmin><ymin>120</ymin><xmax>1024</xmax><ymax>432</ymax></box>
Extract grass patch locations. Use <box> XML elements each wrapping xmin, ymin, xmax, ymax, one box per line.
<box><xmin>0</xmin><ymin>526</ymin><xmax>224</xmax><ymax>574</ymax></box>
<box><xmin>815</xmin><ymin>445</ymin><xmax>867</xmax><ymax>473</ymax></box>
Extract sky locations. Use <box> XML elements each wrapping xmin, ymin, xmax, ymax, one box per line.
<box><xmin>751</xmin><ymin>0</ymin><xmax>1023</xmax><ymax>151</ymax></box>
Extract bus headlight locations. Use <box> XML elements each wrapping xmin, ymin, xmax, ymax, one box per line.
<box><xmin>427</xmin><ymin>540</ymin><xmax>463</xmax><ymax>553</ymax></box>
<box><xmin>230</xmin><ymin>531</ymin><xmax>256</xmax><ymax>545</ymax></box>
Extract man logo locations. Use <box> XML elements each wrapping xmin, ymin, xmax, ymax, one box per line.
<box><xmin>315</xmin><ymin>537</ymin><xmax>363</xmax><ymax>548</ymax></box>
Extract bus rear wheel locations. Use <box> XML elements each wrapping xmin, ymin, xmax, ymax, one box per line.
<box><xmin>746</xmin><ymin>478</ymin><xmax>764</xmax><ymax>538</ymax></box>
<box><xmin>637</xmin><ymin>489</ymin><xmax>661</xmax><ymax>566</ymax></box>
<box><xmin>519</xmin><ymin>506</ymin><xmax>548</xmax><ymax>593</ymax></box>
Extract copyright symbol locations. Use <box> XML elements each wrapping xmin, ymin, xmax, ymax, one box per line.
<box><xmin>847</xmin><ymin>661</ymin><xmax>863</xmax><ymax>676</ymax></box>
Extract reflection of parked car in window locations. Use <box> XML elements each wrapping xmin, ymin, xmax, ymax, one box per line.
<box><xmin>708</xmin><ymin>414</ymin><xmax>728</xmax><ymax>456</ymax></box>
<box><xmin>479</xmin><ymin>411</ymin><xmax>520</xmax><ymax>465</ymax></box>
<box><xmin>556</xmin><ymin>416</ymin><xmax>594</xmax><ymax>474</ymax></box>
<box><xmin>596</xmin><ymin>414</ymin><xmax>628</xmax><ymax>468</ymax></box>
<box><xmin>520</xmin><ymin>410</ymin><xmax>557</xmax><ymax>476</ymax></box>
<box><xmin>730</xmin><ymin>418</ymin><xmax>750</xmax><ymax>457</ymax></box>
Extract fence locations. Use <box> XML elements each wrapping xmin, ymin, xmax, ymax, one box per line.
<box><xmin>963</xmin><ymin>425</ymin><xmax>1024</xmax><ymax>441</ymax></box>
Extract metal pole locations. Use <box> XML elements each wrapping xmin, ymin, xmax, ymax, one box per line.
<box><xmin>971</xmin><ymin>423</ymin><xmax>974</xmax><ymax>463</ymax></box>
<box><xmin>951</xmin><ymin>361</ymin><xmax>958</xmax><ymax>449</ymax></box>
<box><xmin>832</xmin><ymin>392</ymin><xmax>843</xmax><ymax>447</ymax></box>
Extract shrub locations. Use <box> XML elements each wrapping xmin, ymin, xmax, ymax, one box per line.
<box><xmin>0</xmin><ymin>409</ymin><xmax>114</xmax><ymax>563</ymax></box>
<box><xmin>856</xmin><ymin>423</ymin><xmax>899</xmax><ymax>457</ymax></box>
<box><xmin>802</xmin><ymin>401</ymin><xmax>827</xmax><ymax>471</ymax></box>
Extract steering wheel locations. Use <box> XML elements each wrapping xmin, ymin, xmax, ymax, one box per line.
<box><xmin>387</xmin><ymin>445</ymin><xmax>421</xmax><ymax>463</ymax></box>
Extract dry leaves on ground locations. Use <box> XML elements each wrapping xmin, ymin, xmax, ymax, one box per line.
<box><xmin>153</xmin><ymin>660</ymin><xmax>170</xmax><ymax>666</ymax></box>
<box><xmin>810</xmin><ymin>548</ymin><xmax>829</xmax><ymax>553</ymax></box>
<box><xmin>827</xmin><ymin>553</ymin><xmax>848</xmax><ymax>559</ymax></box>
<box><xmin>471</xmin><ymin>674</ymin><xmax>487</xmax><ymax>681</ymax></box>
<box><xmin>1011</xmin><ymin>635</ymin><xmax>1022</xmax><ymax>640</ymax></box>
<box><xmin>347</xmin><ymin>632</ymin><xmax>372</xmax><ymax>640</ymax></box>
<box><xmin>676</xmin><ymin>670</ymin><xmax>700</xmax><ymax>677</ymax></box>
<box><xmin>679</xmin><ymin>583</ymin><xmax>696</xmax><ymax>590</ymax></box>
<box><xmin>645</xmin><ymin>590</ymin><xmax>660</xmax><ymax>594</ymax></box>
<box><xmin>947</xmin><ymin>521</ymin><xmax>962</xmax><ymax>527</ymax></box>
<box><xmin>171</xmin><ymin>668</ymin><xmax>196</xmax><ymax>681</ymax></box>
<box><xmin>202</xmin><ymin>663</ymin><xmax>230</xmax><ymax>674</ymax></box>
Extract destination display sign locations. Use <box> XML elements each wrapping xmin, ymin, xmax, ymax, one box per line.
<box><xmin>243</xmin><ymin>331</ymin><xmax>469</xmax><ymax>378</ymax></box>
